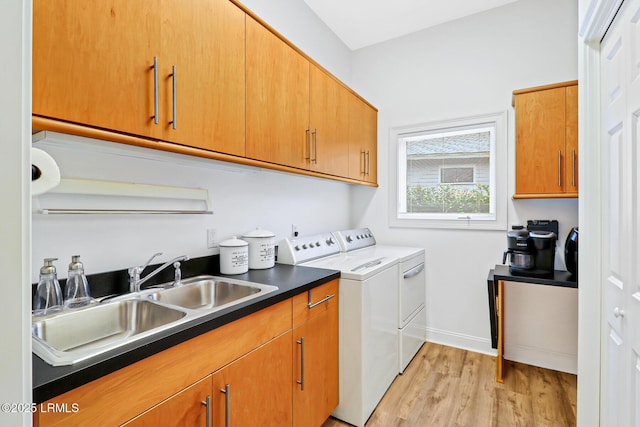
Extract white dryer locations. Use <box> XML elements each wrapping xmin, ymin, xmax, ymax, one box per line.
<box><xmin>333</xmin><ymin>229</ymin><xmax>426</xmax><ymax>373</ymax></box>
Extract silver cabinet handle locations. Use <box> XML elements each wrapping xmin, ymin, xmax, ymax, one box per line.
<box><xmin>366</xmin><ymin>150</ymin><xmax>371</xmax><ymax>176</ymax></box>
<box><xmin>361</xmin><ymin>150</ymin><xmax>366</xmax><ymax>175</ymax></box>
<box><xmin>571</xmin><ymin>149</ymin><xmax>576</xmax><ymax>187</ymax></box>
<box><xmin>220</xmin><ymin>384</ymin><xmax>230</xmax><ymax>427</ymax></box>
<box><xmin>201</xmin><ymin>395</ymin><xmax>211</xmax><ymax>427</ymax></box>
<box><xmin>151</xmin><ymin>57</ymin><xmax>159</xmax><ymax>124</ymax></box>
<box><xmin>403</xmin><ymin>263</ymin><xmax>424</xmax><ymax>279</ymax></box>
<box><xmin>307</xmin><ymin>291</ymin><xmax>336</xmax><ymax>309</ymax></box>
<box><xmin>296</xmin><ymin>337</ymin><xmax>305</xmax><ymax>390</ymax></box>
<box><xmin>170</xmin><ymin>66</ymin><xmax>177</xmax><ymax>130</ymax></box>
<box><xmin>557</xmin><ymin>150</ymin><xmax>562</xmax><ymax>187</ymax></box>
<box><xmin>305</xmin><ymin>129</ymin><xmax>311</xmax><ymax>161</ymax></box>
<box><xmin>312</xmin><ymin>128</ymin><xmax>318</xmax><ymax>164</ymax></box>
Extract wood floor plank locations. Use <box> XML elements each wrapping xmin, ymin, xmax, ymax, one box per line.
<box><xmin>493</xmin><ymin>388</ymin><xmax>534</xmax><ymax>427</ymax></box>
<box><xmin>321</xmin><ymin>342</ymin><xmax>577</xmax><ymax>427</ymax></box>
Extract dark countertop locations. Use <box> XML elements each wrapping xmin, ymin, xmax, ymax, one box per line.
<box><xmin>491</xmin><ymin>264</ymin><xmax>578</xmax><ymax>288</ymax></box>
<box><xmin>32</xmin><ymin>263</ymin><xmax>340</xmax><ymax>403</ymax></box>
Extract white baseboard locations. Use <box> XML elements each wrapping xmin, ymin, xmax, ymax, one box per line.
<box><xmin>426</xmin><ymin>327</ymin><xmax>496</xmax><ymax>356</ymax></box>
<box><xmin>505</xmin><ymin>343</ymin><xmax>577</xmax><ymax>375</ymax></box>
<box><xmin>425</xmin><ymin>327</ymin><xmax>577</xmax><ymax>374</ymax></box>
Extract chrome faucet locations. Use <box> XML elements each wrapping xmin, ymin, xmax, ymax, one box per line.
<box><xmin>129</xmin><ymin>253</ymin><xmax>189</xmax><ymax>293</ymax></box>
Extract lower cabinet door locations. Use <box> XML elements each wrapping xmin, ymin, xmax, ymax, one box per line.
<box><xmin>122</xmin><ymin>375</ymin><xmax>213</xmax><ymax>426</ymax></box>
<box><xmin>293</xmin><ymin>299</ymin><xmax>339</xmax><ymax>427</ymax></box>
<box><xmin>212</xmin><ymin>331</ymin><xmax>293</xmax><ymax>426</ymax></box>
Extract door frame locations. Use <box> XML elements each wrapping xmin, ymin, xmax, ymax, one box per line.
<box><xmin>578</xmin><ymin>0</ymin><xmax>624</xmax><ymax>425</ymax></box>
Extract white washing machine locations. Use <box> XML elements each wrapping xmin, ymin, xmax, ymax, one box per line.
<box><xmin>333</xmin><ymin>229</ymin><xmax>426</xmax><ymax>373</ymax></box>
<box><xmin>278</xmin><ymin>232</ymin><xmax>399</xmax><ymax>427</ymax></box>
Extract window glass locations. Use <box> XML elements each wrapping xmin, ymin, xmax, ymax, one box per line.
<box><xmin>389</xmin><ymin>112</ymin><xmax>507</xmax><ymax>230</ymax></box>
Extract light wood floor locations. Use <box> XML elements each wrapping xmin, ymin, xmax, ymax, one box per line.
<box><xmin>322</xmin><ymin>342</ymin><xmax>577</xmax><ymax>427</ymax></box>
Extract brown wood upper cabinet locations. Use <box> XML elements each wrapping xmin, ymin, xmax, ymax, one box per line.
<box><xmin>33</xmin><ymin>0</ymin><xmax>377</xmax><ymax>185</ymax></box>
<box><xmin>33</xmin><ymin>0</ymin><xmax>246</xmax><ymax>156</ymax></box>
<box><xmin>245</xmin><ymin>18</ymin><xmax>352</xmax><ymax>178</ymax></box>
<box><xmin>513</xmin><ymin>80</ymin><xmax>578</xmax><ymax>198</ymax></box>
<box><xmin>308</xmin><ymin>65</ymin><xmax>350</xmax><ymax>177</ymax></box>
<box><xmin>245</xmin><ymin>16</ymin><xmax>310</xmax><ymax>169</ymax></box>
<box><xmin>348</xmin><ymin>94</ymin><xmax>378</xmax><ymax>184</ymax></box>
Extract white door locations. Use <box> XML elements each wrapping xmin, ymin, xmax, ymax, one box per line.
<box><xmin>600</xmin><ymin>1</ymin><xmax>640</xmax><ymax>425</ymax></box>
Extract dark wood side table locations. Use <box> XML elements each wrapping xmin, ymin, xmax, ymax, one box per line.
<box><xmin>489</xmin><ymin>264</ymin><xmax>577</xmax><ymax>382</ymax></box>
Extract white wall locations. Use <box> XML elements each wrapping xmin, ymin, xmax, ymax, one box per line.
<box><xmin>32</xmin><ymin>137</ymin><xmax>351</xmax><ymax>280</ymax></box>
<box><xmin>350</xmin><ymin>0</ymin><xmax>579</xmax><ymax>370</ymax></box>
<box><xmin>0</xmin><ymin>0</ymin><xmax>32</xmax><ymax>425</ymax></box>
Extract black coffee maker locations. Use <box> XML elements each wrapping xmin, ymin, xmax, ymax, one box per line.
<box><xmin>503</xmin><ymin>225</ymin><xmax>556</xmax><ymax>277</ymax></box>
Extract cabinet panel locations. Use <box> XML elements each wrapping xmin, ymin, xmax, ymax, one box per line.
<box><xmin>515</xmin><ymin>87</ymin><xmax>566</xmax><ymax>195</ymax></box>
<box><xmin>246</xmin><ymin>17</ymin><xmax>310</xmax><ymax>169</ymax></box>
<box><xmin>293</xmin><ymin>286</ymin><xmax>339</xmax><ymax>427</ymax></box>
<box><xmin>33</xmin><ymin>0</ymin><xmax>162</xmax><ymax>139</ymax></box>
<box><xmin>212</xmin><ymin>332</ymin><xmax>293</xmax><ymax>427</ymax></box>
<box><xmin>348</xmin><ymin>94</ymin><xmax>378</xmax><ymax>184</ymax></box>
<box><xmin>293</xmin><ymin>279</ymin><xmax>339</xmax><ymax>327</ymax></box>
<box><xmin>565</xmin><ymin>84</ymin><xmax>579</xmax><ymax>195</ymax></box>
<box><xmin>123</xmin><ymin>375</ymin><xmax>212</xmax><ymax>426</ymax></box>
<box><xmin>513</xmin><ymin>81</ymin><xmax>578</xmax><ymax>198</ymax></box>
<box><xmin>160</xmin><ymin>0</ymin><xmax>245</xmax><ymax>156</ymax></box>
<box><xmin>309</xmin><ymin>65</ymin><xmax>350</xmax><ymax>176</ymax></box>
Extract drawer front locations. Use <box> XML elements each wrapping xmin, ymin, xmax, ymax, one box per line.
<box><xmin>293</xmin><ymin>279</ymin><xmax>339</xmax><ymax>327</ymax></box>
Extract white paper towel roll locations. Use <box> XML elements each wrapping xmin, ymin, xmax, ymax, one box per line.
<box><xmin>31</xmin><ymin>147</ymin><xmax>61</xmax><ymax>195</ymax></box>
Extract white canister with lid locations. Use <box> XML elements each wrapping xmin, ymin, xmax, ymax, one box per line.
<box><xmin>219</xmin><ymin>236</ymin><xmax>249</xmax><ymax>275</ymax></box>
<box><xmin>242</xmin><ymin>227</ymin><xmax>276</xmax><ymax>269</ymax></box>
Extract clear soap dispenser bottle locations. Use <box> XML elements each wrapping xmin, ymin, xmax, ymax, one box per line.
<box><xmin>33</xmin><ymin>258</ymin><xmax>63</xmax><ymax>316</ymax></box>
<box><xmin>64</xmin><ymin>255</ymin><xmax>91</xmax><ymax>309</ymax></box>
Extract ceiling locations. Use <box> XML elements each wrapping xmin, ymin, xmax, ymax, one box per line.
<box><xmin>302</xmin><ymin>0</ymin><xmax>522</xmax><ymax>50</ymax></box>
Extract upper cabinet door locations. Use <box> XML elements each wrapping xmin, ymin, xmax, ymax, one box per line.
<box><xmin>513</xmin><ymin>81</ymin><xmax>578</xmax><ymax>198</ymax></box>
<box><xmin>33</xmin><ymin>0</ymin><xmax>162</xmax><ymax>138</ymax></box>
<box><xmin>245</xmin><ymin>17</ymin><xmax>310</xmax><ymax>169</ymax></box>
<box><xmin>348</xmin><ymin>94</ymin><xmax>378</xmax><ymax>184</ymax></box>
<box><xmin>160</xmin><ymin>0</ymin><xmax>246</xmax><ymax>156</ymax></box>
<box><xmin>309</xmin><ymin>65</ymin><xmax>350</xmax><ymax>177</ymax></box>
<box><xmin>514</xmin><ymin>86</ymin><xmax>567</xmax><ymax>195</ymax></box>
<box><xmin>564</xmin><ymin>84</ymin><xmax>579</xmax><ymax>195</ymax></box>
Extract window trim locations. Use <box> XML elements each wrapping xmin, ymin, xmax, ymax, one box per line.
<box><xmin>389</xmin><ymin>111</ymin><xmax>508</xmax><ymax>230</ymax></box>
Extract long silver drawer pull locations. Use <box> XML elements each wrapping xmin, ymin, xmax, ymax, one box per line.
<box><xmin>361</xmin><ymin>150</ymin><xmax>366</xmax><ymax>174</ymax></box>
<box><xmin>366</xmin><ymin>150</ymin><xmax>371</xmax><ymax>176</ymax></box>
<box><xmin>170</xmin><ymin>65</ymin><xmax>177</xmax><ymax>130</ymax></box>
<box><xmin>557</xmin><ymin>150</ymin><xmax>562</xmax><ymax>187</ymax></box>
<box><xmin>297</xmin><ymin>337</ymin><xmax>305</xmax><ymax>390</ymax></box>
<box><xmin>220</xmin><ymin>384</ymin><xmax>230</xmax><ymax>427</ymax></box>
<box><xmin>571</xmin><ymin>149</ymin><xmax>576</xmax><ymax>187</ymax></box>
<box><xmin>305</xmin><ymin>129</ymin><xmax>311</xmax><ymax>161</ymax></box>
<box><xmin>307</xmin><ymin>293</ymin><xmax>336</xmax><ymax>309</ymax></box>
<box><xmin>201</xmin><ymin>395</ymin><xmax>211</xmax><ymax>427</ymax></box>
<box><xmin>151</xmin><ymin>57</ymin><xmax>158</xmax><ymax>124</ymax></box>
<box><xmin>403</xmin><ymin>263</ymin><xmax>425</xmax><ymax>279</ymax></box>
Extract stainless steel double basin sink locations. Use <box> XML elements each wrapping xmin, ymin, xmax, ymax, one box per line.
<box><xmin>32</xmin><ymin>276</ymin><xmax>278</xmax><ymax>366</ymax></box>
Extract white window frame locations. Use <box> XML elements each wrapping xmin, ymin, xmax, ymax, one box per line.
<box><xmin>389</xmin><ymin>111</ymin><xmax>508</xmax><ymax>230</ymax></box>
